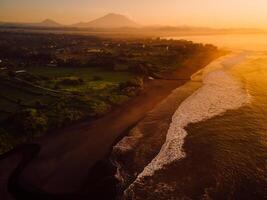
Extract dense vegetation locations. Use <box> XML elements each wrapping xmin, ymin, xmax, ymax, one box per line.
<box><xmin>0</xmin><ymin>31</ymin><xmax>225</xmax><ymax>154</ymax></box>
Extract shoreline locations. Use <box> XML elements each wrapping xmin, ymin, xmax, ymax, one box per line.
<box><xmin>0</xmin><ymin>79</ymin><xmax>187</xmax><ymax>199</ymax></box>
<box><xmin>114</xmin><ymin>53</ymin><xmax>248</xmax><ymax>199</ymax></box>
<box><xmin>0</xmin><ymin>54</ymin><xmax>223</xmax><ymax>199</ymax></box>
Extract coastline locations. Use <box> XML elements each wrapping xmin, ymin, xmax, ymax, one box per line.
<box><xmin>0</xmin><ymin>79</ymin><xmax>188</xmax><ymax>199</ymax></box>
<box><xmin>0</xmin><ymin>54</ymin><xmax>223</xmax><ymax>199</ymax></box>
<box><xmin>116</xmin><ymin>53</ymin><xmax>250</xmax><ymax>199</ymax></box>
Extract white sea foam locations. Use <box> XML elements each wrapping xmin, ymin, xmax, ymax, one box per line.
<box><xmin>133</xmin><ymin>53</ymin><xmax>250</xmax><ymax>180</ymax></box>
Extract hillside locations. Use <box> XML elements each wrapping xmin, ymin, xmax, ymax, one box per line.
<box><xmin>34</xmin><ymin>19</ymin><xmax>61</xmax><ymax>27</ymax></box>
<box><xmin>74</xmin><ymin>13</ymin><xmax>140</xmax><ymax>28</ymax></box>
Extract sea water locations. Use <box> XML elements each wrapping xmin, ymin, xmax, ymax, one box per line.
<box><xmin>123</xmin><ymin>35</ymin><xmax>267</xmax><ymax>199</ymax></box>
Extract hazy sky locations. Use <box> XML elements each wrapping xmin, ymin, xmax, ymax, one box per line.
<box><xmin>1</xmin><ymin>0</ymin><xmax>267</xmax><ymax>28</ymax></box>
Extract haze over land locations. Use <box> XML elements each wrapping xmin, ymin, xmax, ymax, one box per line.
<box><xmin>1</xmin><ymin>1</ymin><xmax>267</xmax><ymax>200</ymax></box>
<box><xmin>0</xmin><ymin>13</ymin><xmax>140</xmax><ymax>29</ymax></box>
<box><xmin>73</xmin><ymin>13</ymin><xmax>139</xmax><ymax>28</ymax></box>
<box><xmin>1</xmin><ymin>0</ymin><xmax>267</xmax><ymax>29</ymax></box>
<box><xmin>0</xmin><ymin>13</ymin><xmax>265</xmax><ymax>37</ymax></box>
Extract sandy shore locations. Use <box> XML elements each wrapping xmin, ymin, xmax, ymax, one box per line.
<box><xmin>0</xmin><ymin>54</ymin><xmax>223</xmax><ymax>199</ymax></box>
<box><xmin>0</xmin><ymin>78</ymin><xmax>187</xmax><ymax>199</ymax></box>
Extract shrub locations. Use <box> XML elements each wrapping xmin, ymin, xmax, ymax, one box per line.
<box><xmin>87</xmin><ymin>99</ymin><xmax>111</xmax><ymax>116</ymax></box>
<box><xmin>46</xmin><ymin>99</ymin><xmax>84</xmax><ymax>128</ymax></box>
<box><xmin>119</xmin><ymin>77</ymin><xmax>144</xmax><ymax>96</ymax></box>
<box><xmin>119</xmin><ymin>77</ymin><xmax>143</xmax><ymax>89</ymax></box>
<box><xmin>13</xmin><ymin>108</ymin><xmax>48</xmax><ymax>137</ymax></box>
<box><xmin>45</xmin><ymin>96</ymin><xmax>110</xmax><ymax>127</ymax></box>
<box><xmin>107</xmin><ymin>94</ymin><xmax>129</xmax><ymax>106</ymax></box>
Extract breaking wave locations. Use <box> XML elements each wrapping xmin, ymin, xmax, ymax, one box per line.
<box><xmin>134</xmin><ymin>52</ymin><xmax>250</xmax><ymax>180</ymax></box>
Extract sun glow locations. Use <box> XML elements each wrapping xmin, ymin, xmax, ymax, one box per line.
<box><xmin>1</xmin><ymin>0</ymin><xmax>267</xmax><ymax>28</ymax></box>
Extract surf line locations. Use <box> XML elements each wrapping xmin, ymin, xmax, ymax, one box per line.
<box><xmin>126</xmin><ymin>53</ymin><xmax>250</xmax><ymax>191</ymax></box>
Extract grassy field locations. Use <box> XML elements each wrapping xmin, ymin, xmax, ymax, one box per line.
<box><xmin>0</xmin><ymin>81</ymin><xmax>56</xmax><ymax>116</ymax></box>
<box><xmin>26</xmin><ymin>67</ymin><xmax>134</xmax><ymax>92</ymax></box>
<box><xmin>0</xmin><ymin>67</ymin><xmax>136</xmax><ymax>117</ymax></box>
<box><xmin>26</xmin><ymin>67</ymin><xmax>134</xmax><ymax>82</ymax></box>
<box><xmin>0</xmin><ymin>67</ymin><xmax>139</xmax><ymax>154</ymax></box>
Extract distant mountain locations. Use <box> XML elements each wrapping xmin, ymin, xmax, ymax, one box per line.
<box><xmin>73</xmin><ymin>13</ymin><xmax>140</xmax><ymax>28</ymax></box>
<box><xmin>35</xmin><ymin>19</ymin><xmax>61</xmax><ymax>27</ymax></box>
<box><xmin>0</xmin><ymin>19</ymin><xmax>61</xmax><ymax>27</ymax></box>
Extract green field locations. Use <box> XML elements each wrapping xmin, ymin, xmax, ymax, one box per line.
<box><xmin>27</xmin><ymin>67</ymin><xmax>133</xmax><ymax>82</ymax></box>
<box><xmin>0</xmin><ymin>67</ymin><xmax>140</xmax><ymax>154</ymax></box>
<box><xmin>25</xmin><ymin>67</ymin><xmax>134</xmax><ymax>92</ymax></box>
<box><xmin>0</xmin><ymin>66</ymin><xmax>136</xmax><ymax>119</ymax></box>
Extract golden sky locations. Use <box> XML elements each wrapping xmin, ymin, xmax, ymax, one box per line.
<box><xmin>1</xmin><ymin>0</ymin><xmax>267</xmax><ymax>28</ymax></box>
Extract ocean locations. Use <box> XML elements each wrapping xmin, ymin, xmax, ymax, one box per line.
<box><xmin>113</xmin><ymin>34</ymin><xmax>267</xmax><ymax>199</ymax></box>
